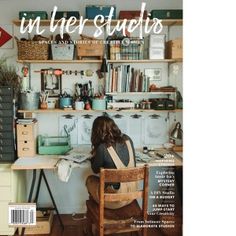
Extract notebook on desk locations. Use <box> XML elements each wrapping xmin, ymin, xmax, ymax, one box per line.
<box><xmin>59</xmin><ymin>148</ymin><xmax>91</xmax><ymax>164</ymax></box>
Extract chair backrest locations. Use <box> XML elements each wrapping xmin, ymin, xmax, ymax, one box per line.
<box><xmin>99</xmin><ymin>165</ymin><xmax>149</xmax><ymax>225</ymax></box>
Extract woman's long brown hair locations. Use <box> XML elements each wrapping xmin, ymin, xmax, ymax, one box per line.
<box><xmin>91</xmin><ymin>116</ymin><xmax>125</xmax><ymax>156</ymax></box>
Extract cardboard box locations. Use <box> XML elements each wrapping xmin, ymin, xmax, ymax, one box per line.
<box><xmin>77</xmin><ymin>39</ymin><xmax>104</xmax><ymax>60</ymax></box>
<box><xmin>166</xmin><ymin>38</ymin><xmax>183</xmax><ymax>59</ymax></box>
<box><xmin>17</xmin><ymin>122</ymin><xmax>38</xmax><ymax>157</ymax></box>
<box><xmin>19</xmin><ymin>210</ymin><xmax>53</xmax><ymax>235</ymax></box>
<box><xmin>145</xmin><ymin>35</ymin><xmax>165</xmax><ymax>49</ymax></box>
<box><xmin>144</xmin><ymin>47</ymin><xmax>165</xmax><ymax>60</ymax></box>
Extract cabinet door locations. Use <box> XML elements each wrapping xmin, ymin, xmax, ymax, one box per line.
<box><xmin>111</xmin><ymin>114</ymin><xmax>128</xmax><ymax>135</ymax></box>
<box><xmin>0</xmin><ymin>202</ymin><xmax>15</xmax><ymax>234</ymax></box>
<box><xmin>128</xmin><ymin>114</ymin><xmax>143</xmax><ymax>147</ymax></box>
<box><xmin>59</xmin><ymin>115</ymin><xmax>78</xmax><ymax>146</ymax></box>
<box><xmin>144</xmin><ymin>114</ymin><xmax>168</xmax><ymax>145</ymax></box>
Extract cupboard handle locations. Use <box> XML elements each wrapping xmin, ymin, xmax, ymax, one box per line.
<box><xmin>22</xmin><ymin>131</ymin><xmax>29</xmax><ymax>135</ymax></box>
<box><xmin>23</xmin><ymin>148</ymin><xmax>29</xmax><ymax>151</ymax></box>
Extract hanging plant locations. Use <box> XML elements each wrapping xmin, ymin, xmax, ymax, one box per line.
<box><xmin>0</xmin><ymin>56</ymin><xmax>22</xmax><ymax>98</ymax></box>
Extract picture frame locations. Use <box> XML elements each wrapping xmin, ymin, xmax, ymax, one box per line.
<box><xmin>41</xmin><ymin>69</ymin><xmax>62</xmax><ymax>97</ymax></box>
<box><xmin>144</xmin><ymin>68</ymin><xmax>162</xmax><ymax>88</ymax></box>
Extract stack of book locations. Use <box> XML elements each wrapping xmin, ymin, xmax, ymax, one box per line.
<box><xmin>106</xmin><ymin>64</ymin><xmax>150</xmax><ymax>93</ymax></box>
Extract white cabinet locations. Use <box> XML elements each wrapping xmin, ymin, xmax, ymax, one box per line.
<box><xmin>0</xmin><ymin>164</ymin><xmax>26</xmax><ymax>235</ymax></box>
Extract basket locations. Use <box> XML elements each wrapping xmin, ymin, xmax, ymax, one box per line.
<box><xmin>109</xmin><ymin>38</ymin><xmax>144</xmax><ymax>60</ymax></box>
<box><xmin>16</xmin><ymin>37</ymin><xmax>49</xmax><ymax>60</ymax></box>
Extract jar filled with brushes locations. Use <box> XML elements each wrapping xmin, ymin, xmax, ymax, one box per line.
<box><xmin>40</xmin><ymin>91</ymin><xmax>49</xmax><ymax>109</ymax></box>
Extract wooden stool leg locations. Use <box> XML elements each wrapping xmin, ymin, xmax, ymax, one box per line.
<box><xmin>85</xmin><ymin>214</ymin><xmax>93</xmax><ymax>236</ymax></box>
<box><xmin>143</xmin><ymin>228</ymin><xmax>147</xmax><ymax>236</ymax></box>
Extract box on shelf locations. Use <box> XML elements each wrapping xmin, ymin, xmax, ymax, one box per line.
<box><xmin>19</xmin><ymin>11</ymin><xmax>48</xmax><ymax>20</ymax></box>
<box><xmin>144</xmin><ymin>47</ymin><xmax>165</xmax><ymax>60</ymax></box>
<box><xmin>38</xmin><ymin>135</ymin><xmax>72</xmax><ymax>155</ymax></box>
<box><xmin>51</xmin><ymin>11</ymin><xmax>80</xmax><ymax>19</ymax></box>
<box><xmin>76</xmin><ymin>36</ymin><xmax>104</xmax><ymax>60</ymax></box>
<box><xmin>17</xmin><ymin>121</ymin><xmax>38</xmax><ymax>158</ymax></box>
<box><xmin>51</xmin><ymin>44</ymin><xmax>75</xmax><ymax>60</ymax></box>
<box><xmin>109</xmin><ymin>38</ymin><xmax>144</xmax><ymax>60</ymax></box>
<box><xmin>107</xmin><ymin>102</ymin><xmax>135</xmax><ymax>110</ymax></box>
<box><xmin>150</xmin><ymin>9</ymin><xmax>183</xmax><ymax>19</ymax></box>
<box><xmin>166</xmin><ymin>38</ymin><xmax>183</xmax><ymax>59</ymax></box>
<box><xmin>19</xmin><ymin>210</ymin><xmax>53</xmax><ymax>235</ymax></box>
<box><xmin>150</xmin><ymin>98</ymin><xmax>175</xmax><ymax>110</ymax></box>
<box><xmin>86</xmin><ymin>5</ymin><xmax>116</xmax><ymax>19</ymax></box>
<box><xmin>145</xmin><ymin>34</ymin><xmax>165</xmax><ymax>49</ymax></box>
<box><xmin>119</xmin><ymin>10</ymin><xmax>147</xmax><ymax>19</ymax></box>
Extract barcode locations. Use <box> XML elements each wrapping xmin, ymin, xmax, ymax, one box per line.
<box><xmin>10</xmin><ymin>209</ymin><xmax>35</xmax><ymax>225</ymax></box>
<box><xmin>8</xmin><ymin>203</ymin><xmax>36</xmax><ymax>226</ymax></box>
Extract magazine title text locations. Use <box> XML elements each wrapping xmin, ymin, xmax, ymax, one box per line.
<box><xmin>20</xmin><ymin>2</ymin><xmax>163</xmax><ymax>38</ymax></box>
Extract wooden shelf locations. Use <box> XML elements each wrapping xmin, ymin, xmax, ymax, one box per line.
<box><xmin>13</xmin><ymin>19</ymin><xmax>183</xmax><ymax>27</ymax></box>
<box><xmin>18</xmin><ymin>109</ymin><xmax>182</xmax><ymax>114</ymax></box>
<box><xmin>16</xmin><ymin>59</ymin><xmax>102</xmax><ymax>64</ymax></box>
<box><xmin>106</xmin><ymin>91</ymin><xmax>176</xmax><ymax>95</ymax></box>
<box><xmin>16</xmin><ymin>59</ymin><xmax>178</xmax><ymax>64</ymax></box>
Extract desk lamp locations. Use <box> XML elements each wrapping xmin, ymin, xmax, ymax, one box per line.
<box><xmin>170</xmin><ymin>122</ymin><xmax>183</xmax><ymax>146</ymax></box>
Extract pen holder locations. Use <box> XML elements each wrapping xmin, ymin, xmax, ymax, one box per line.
<box><xmin>40</xmin><ymin>102</ymin><xmax>48</xmax><ymax>109</ymax></box>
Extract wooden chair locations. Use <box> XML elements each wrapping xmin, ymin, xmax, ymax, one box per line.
<box><xmin>86</xmin><ymin>165</ymin><xmax>149</xmax><ymax>236</ymax></box>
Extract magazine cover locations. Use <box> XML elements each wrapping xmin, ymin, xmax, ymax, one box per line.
<box><xmin>0</xmin><ymin>0</ymin><xmax>183</xmax><ymax>235</ymax></box>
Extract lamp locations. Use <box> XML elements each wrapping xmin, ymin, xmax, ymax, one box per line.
<box><xmin>170</xmin><ymin>122</ymin><xmax>183</xmax><ymax>145</ymax></box>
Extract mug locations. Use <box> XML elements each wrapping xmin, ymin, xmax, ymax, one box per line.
<box><xmin>75</xmin><ymin>101</ymin><xmax>84</xmax><ymax>110</ymax></box>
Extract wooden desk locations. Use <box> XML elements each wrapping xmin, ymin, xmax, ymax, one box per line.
<box><xmin>11</xmin><ymin>156</ymin><xmax>58</xmax><ymax>170</ymax></box>
<box><xmin>11</xmin><ymin>156</ymin><xmax>64</xmax><ymax>236</ymax></box>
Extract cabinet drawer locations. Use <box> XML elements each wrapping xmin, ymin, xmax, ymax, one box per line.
<box><xmin>0</xmin><ymin>153</ymin><xmax>15</xmax><ymax>162</ymax></box>
<box><xmin>0</xmin><ymin>139</ymin><xmax>13</xmax><ymax>146</ymax></box>
<box><xmin>0</xmin><ymin>201</ymin><xmax>15</xmax><ymax>234</ymax></box>
<box><xmin>0</xmin><ymin>123</ymin><xmax>12</xmax><ymax>132</ymax></box>
<box><xmin>0</xmin><ymin>145</ymin><xmax>15</xmax><ymax>154</ymax></box>
<box><xmin>0</xmin><ymin>132</ymin><xmax>13</xmax><ymax>139</ymax></box>
<box><xmin>0</xmin><ymin>171</ymin><xmax>11</xmax><ymax>186</ymax></box>
<box><xmin>17</xmin><ymin>124</ymin><xmax>34</xmax><ymax>140</ymax></box>
<box><xmin>0</xmin><ymin>95</ymin><xmax>12</xmax><ymax>102</ymax></box>
<box><xmin>0</xmin><ymin>87</ymin><xmax>13</xmax><ymax>96</ymax></box>
<box><xmin>0</xmin><ymin>109</ymin><xmax>12</xmax><ymax>117</ymax></box>
<box><xmin>0</xmin><ymin>186</ymin><xmax>11</xmax><ymax>200</ymax></box>
<box><xmin>17</xmin><ymin>140</ymin><xmax>35</xmax><ymax>157</ymax></box>
<box><xmin>0</xmin><ymin>117</ymin><xmax>13</xmax><ymax>124</ymax></box>
<box><xmin>0</xmin><ymin>102</ymin><xmax>12</xmax><ymax>110</ymax></box>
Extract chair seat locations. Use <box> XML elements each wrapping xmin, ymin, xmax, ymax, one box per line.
<box><xmin>86</xmin><ymin>199</ymin><xmax>142</xmax><ymax>225</ymax></box>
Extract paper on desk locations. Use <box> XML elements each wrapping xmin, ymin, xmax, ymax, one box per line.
<box><xmin>59</xmin><ymin>149</ymin><xmax>91</xmax><ymax>164</ymax></box>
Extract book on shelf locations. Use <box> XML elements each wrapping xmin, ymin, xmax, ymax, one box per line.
<box><xmin>106</xmin><ymin>64</ymin><xmax>149</xmax><ymax>93</ymax></box>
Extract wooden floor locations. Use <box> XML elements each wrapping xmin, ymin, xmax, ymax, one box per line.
<box><xmin>15</xmin><ymin>214</ymin><xmax>163</xmax><ymax>236</ymax></box>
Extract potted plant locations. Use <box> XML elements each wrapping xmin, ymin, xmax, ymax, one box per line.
<box><xmin>0</xmin><ymin>56</ymin><xmax>22</xmax><ymax>99</ymax></box>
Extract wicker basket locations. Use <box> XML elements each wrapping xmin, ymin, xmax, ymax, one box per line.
<box><xmin>16</xmin><ymin>38</ymin><xmax>49</xmax><ymax>60</ymax></box>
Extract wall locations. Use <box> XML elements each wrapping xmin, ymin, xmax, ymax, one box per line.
<box><xmin>0</xmin><ymin>0</ymin><xmax>183</xmax><ymax>213</ymax></box>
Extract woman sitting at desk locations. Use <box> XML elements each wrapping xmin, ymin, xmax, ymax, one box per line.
<box><xmin>86</xmin><ymin>116</ymin><xmax>136</xmax><ymax>209</ymax></box>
